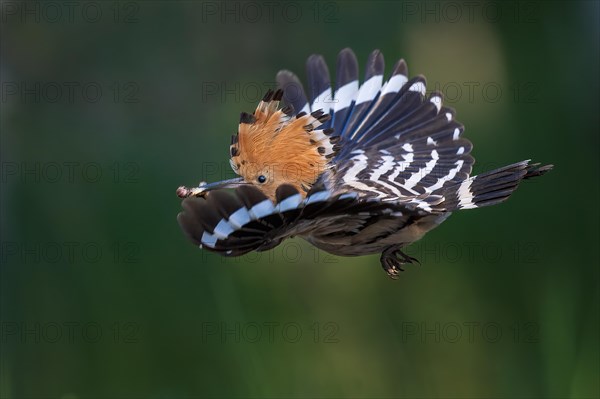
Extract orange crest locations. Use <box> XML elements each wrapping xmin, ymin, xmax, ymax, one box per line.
<box><xmin>229</xmin><ymin>89</ymin><xmax>340</xmax><ymax>199</ymax></box>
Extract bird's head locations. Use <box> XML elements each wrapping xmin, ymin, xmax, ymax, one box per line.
<box><xmin>178</xmin><ymin>89</ymin><xmax>339</xmax><ymax>201</ymax></box>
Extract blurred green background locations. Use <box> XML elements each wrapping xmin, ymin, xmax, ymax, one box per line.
<box><xmin>1</xmin><ymin>1</ymin><xmax>598</xmax><ymax>398</ymax></box>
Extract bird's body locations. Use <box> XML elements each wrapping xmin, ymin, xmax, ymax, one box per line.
<box><xmin>307</xmin><ymin>213</ymin><xmax>450</xmax><ymax>257</ymax></box>
<box><xmin>177</xmin><ymin>48</ymin><xmax>552</xmax><ymax>278</ymax></box>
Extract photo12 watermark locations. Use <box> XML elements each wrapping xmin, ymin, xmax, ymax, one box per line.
<box><xmin>1</xmin><ymin>241</ymin><xmax>141</xmax><ymax>265</ymax></box>
<box><xmin>1</xmin><ymin>321</ymin><xmax>141</xmax><ymax>344</ymax></box>
<box><xmin>200</xmin><ymin>321</ymin><xmax>340</xmax><ymax>344</ymax></box>
<box><xmin>398</xmin><ymin>1</ymin><xmax>539</xmax><ymax>24</ymax></box>
<box><xmin>400</xmin><ymin>321</ymin><xmax>539</xmax><ymax>344</ymax></box>
<box><xmin>1</xmin><ymin>81</ymin><xmax>140</xmax><ymax>104</ymax></box>
<box><xmin>198</xmin><ymin>1</ymin><xmax>340</xmax><ymax>24</ymax></box>
<box><xmin>404</xmin><ymin>240</ymin><xmax>541</xmax><ymax>264</ymax></box>
<box><xmin>1</xmin><ymin>1</ymin><xmax>141</xmax><ymax>24</ymax></box>
<box><xmin>1</xmin><ymin>161</ymin><xmax>141</xmax><ymax>184</ymax></box>
<box><xmin>197</xmin><ymin>80</ymin><xmax>539</xmax><ymax>105</ymax></box>
<box><xmin>200</xmin><ymin>240</ymin><xmax>340</xmax><ymax>265</ymax></box>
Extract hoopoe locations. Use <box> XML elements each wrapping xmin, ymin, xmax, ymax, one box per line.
<box><xmin>176</xmin><ymin>48</ymin><xmax>552</xmax><ymax>279</ymax></box>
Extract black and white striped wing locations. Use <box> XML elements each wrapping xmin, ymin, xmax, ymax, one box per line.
<box><xmin>276</xmin><ymin>48</ymin><xmax>474</xmax><ymax>201</ymax></box>
<box><xmin>177</xmin><ymin>184</ymin><xmax>425</xmax><ymax>256</ymax></box>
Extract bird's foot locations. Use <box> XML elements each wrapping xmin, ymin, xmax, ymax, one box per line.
<box><xmin>380</xmin><ymin>246</ymin><xmax>420</xmax><ymax>280</ymax></box>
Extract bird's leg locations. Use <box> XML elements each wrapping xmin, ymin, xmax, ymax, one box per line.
<box><xmin>380</xmin><ymin>245</ymin><xmax>420</xmax><ymax>280</ymax></box>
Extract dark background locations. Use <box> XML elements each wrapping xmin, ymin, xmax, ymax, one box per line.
<box><xmin>1</xmin><ymin>1</ymin><xmax>598</xmax><ymax>398</ymax></box>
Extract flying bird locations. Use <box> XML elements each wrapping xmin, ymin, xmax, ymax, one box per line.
<box><xmin>176</xmin><ymin>48</ymin><xmax>552</xmax><ymax>279</ymax></box>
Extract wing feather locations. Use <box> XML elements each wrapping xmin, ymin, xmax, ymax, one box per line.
<box><xmin>177</xmin><ymin>185</ymin><xmax>429</xmax><ymax>256</ymax></box>
<box><xmin>277</xmin><ymin>49</ymin><xmax>474</xmax><ymax>200</ymax></box>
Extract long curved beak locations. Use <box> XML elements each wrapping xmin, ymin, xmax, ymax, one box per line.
<box><xmin>177</xmin><ymin>177</ymin><xmax>246</xmax><ymax>198</ymax></box>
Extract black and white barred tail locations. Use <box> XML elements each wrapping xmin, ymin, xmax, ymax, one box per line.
<box><xmin>439</xmin><ymin>161</ymin><xmax>553</xmax><ymax>211</ymax></box>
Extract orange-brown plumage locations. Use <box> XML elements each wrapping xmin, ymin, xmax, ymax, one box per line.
<box><xmin>230</xmin><ymin>89</ymin><xmax>338</xmax><ymax>200</ymax></box>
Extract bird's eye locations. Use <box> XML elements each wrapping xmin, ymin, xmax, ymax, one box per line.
<box><xmin>257</xmin><ymin>175</ymin><xmax>267</xmax><ymax>184</ymax></box>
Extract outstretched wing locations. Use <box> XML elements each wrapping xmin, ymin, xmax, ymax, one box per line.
<box><xmin>276</xmin><ymin>48</ymin><xmax>474</xmax><ymax>201</ymax></box>
<box><xmin>177</xmin><ymin>184</ymin><xmax>432</xmax><ymax>256</ymax></box>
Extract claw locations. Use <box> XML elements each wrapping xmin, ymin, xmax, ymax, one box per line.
<box><xmin>380</xmin><ymin>246</ymin><xmax>420</xmax><ymax>279</ymax></box>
